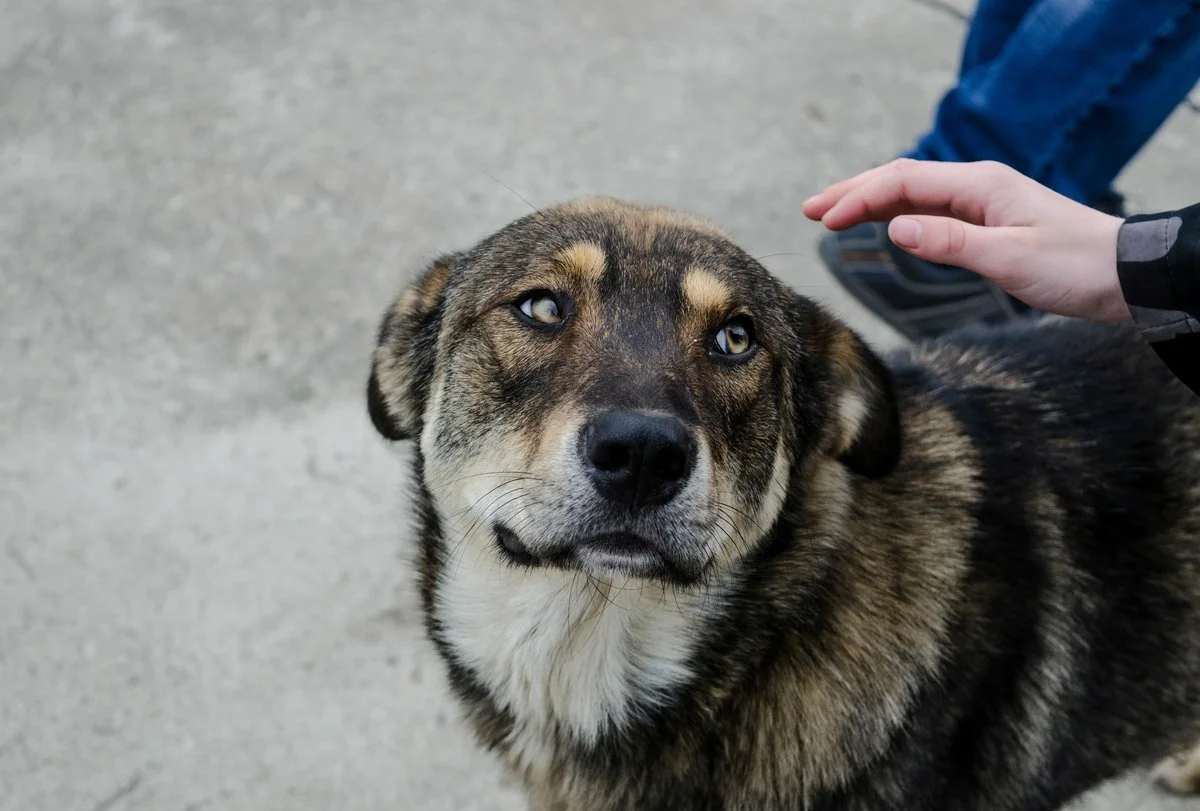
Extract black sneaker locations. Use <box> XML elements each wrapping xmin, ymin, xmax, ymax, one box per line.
<box><xmin>1090</xmin><ymin>190</ymin><xmax>1128</xmax><ymax>218</ymax></box>
<box><xmin>818</xmin><ymin>222</ymin><xmax>1031</xmax><ymax>342</ymax></box>
<box><xmin>817</xmin><ymin>192</ymin><xmax>1126</xmax><ymax>342</ymax></box>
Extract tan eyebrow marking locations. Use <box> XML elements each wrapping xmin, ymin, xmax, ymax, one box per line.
<box><xmin>553</xmin><ymin>242</ymin><xmax>607</xmax><ymax>280</ymax></box>
<box><xmin>682</xmin><ymin>267</ymin><xmax>731</xmax><ymax>313</ymax></box>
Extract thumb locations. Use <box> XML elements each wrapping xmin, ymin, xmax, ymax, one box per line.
<box><xmin>887</xmin><ymin>216</ymin><xmax>1018</xmax><ymax>283</ymax></box>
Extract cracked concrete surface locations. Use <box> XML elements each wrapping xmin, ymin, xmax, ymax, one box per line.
<box><xmin>2</xmin><ymin>1</ymin><xmax>1198</xmax><ymax>809</ymax></box>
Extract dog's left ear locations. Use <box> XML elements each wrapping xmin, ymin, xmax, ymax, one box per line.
<box><xmin>367</xmin><ymin>254</ymin><xmax>457</xmax><ymax>441</ymax></box>
<box><xmin>801</xmin><ymin>302</ymin><xmax>902</xmax><ymax>478</ymax></box>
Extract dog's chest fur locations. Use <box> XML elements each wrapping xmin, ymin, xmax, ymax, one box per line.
<box><xmin>437</xmin><ymin>551</ymin><xmax>724</xmax><ymax>770</ymax></box>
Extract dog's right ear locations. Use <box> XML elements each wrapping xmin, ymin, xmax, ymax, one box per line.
<box><xmin>367</xmin><ymin>254</ymin><xmax>457</xmax><ymax>441</ymax></box>
<box><xmin>791</xmin><ymin>292</ymin><xmax>902</xmax><ymax>478</ymax></box>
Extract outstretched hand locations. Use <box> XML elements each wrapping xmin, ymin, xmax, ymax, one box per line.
<box><xmin>803</xmin><ymin>159</ymin><xmax>1129</xmax><ymax>323</ymax></box>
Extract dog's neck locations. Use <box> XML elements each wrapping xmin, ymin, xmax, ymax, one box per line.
<box><xmin>434</xmin><ymin>538</ymin><xmax>730</xmax><ymax>771</ymax></box>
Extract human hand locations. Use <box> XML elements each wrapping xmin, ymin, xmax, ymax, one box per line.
<box><xmin>802</xmin><ymin>159</ymin><xmax>1130</xmax><ymax>323</ymax></box>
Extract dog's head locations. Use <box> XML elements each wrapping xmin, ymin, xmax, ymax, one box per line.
<box><xmin>369</xmin><ymin>198</ymin><xmax>899</xmax><ymax>584</ymax></box>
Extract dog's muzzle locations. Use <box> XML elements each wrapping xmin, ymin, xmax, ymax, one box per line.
<box><xmin>491</xmin><ymin>410</ymin><xmax>706</xmax><ymax>582</ymax></box>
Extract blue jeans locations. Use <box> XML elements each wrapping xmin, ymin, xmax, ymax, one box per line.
<box><xmin>907</xmin><ymin>0</ymin><xmax>1200</xmax><ymax>206</ymax></box>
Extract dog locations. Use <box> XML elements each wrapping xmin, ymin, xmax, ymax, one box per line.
<box><xmin>367</xmin><ymin>197</ymin><xmax>1200</xmax><ymax>810</ymax></box>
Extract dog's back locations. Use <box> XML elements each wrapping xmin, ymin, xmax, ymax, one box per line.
<box><xmin>848</xmin><ymin>318</ymin><xmax>1200</xmax><ymax>809</ymax></box>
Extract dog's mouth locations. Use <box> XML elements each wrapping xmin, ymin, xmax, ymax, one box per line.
<box><xmin>494</xmin><ymin>523</ymin><xmax>676</xmax><ymax>580</ymax></box>
<box><xmin>494</xmin><ymin>524</ymin><xmax>542</xmax><ymax>567</ymax></box>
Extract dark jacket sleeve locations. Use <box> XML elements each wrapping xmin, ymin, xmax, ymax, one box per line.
<box><xmin>1116</xmin><ymin>202</ymin><xmax>1200</xmax><ymax>397</ymax></box>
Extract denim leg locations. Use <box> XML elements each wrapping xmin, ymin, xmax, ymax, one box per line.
<box><xmin>958</xmin><ymin>0</ymin><xmax>1039</xmax><ymax>73</ymax></box>
<box><xmin>905</xmin><ymin>0</ymin><xmax>1038</xmax><ymax>159</ymax></box>
<box><xmin>908</xmin><ymin>0</ymin><xmax>1200</xmax><ymax>203</ymax></box>
<box><xmin>1052</xmin><ymin>8</ymin><xmax>1200</xmax><ymax>203</ymax></box>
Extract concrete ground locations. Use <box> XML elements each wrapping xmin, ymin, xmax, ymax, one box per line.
<box><xmin>2</xmin><ymin>0</ymin><xmax>1199</xmax><ymax>809</ymax></box>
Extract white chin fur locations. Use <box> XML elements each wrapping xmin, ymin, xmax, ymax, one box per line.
<box><xmin>436</xmin><ymin>539</ymin><xmax>726</xmax><ymax>770</ymax></box>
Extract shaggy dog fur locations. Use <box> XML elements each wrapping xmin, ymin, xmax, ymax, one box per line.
<box><xmin>368</xmin><ymin>198</ymin><xmax>1200</xmax><ymax>810</ymax></box>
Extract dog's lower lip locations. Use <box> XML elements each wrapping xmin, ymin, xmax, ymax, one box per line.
<box><xmin>583</xmin><ymin>531</ymin><xmax>655</xmax><ymax>555</ymax></box>
<box><xmin>574</xmin><ymin>532</ymin><xmax>670</xmax><ymax>577</ymax></box>
<box><xmin>494</xmin><ymin>525</ymin><xmax>669</xmax><ymax>575</ymax></box>
<box><xmin>494</xmin><ymin>525</ymin><xmax>709</xmax><ymax>584</ymax></box>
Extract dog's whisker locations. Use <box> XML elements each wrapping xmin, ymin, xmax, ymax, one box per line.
<box><xmin>713</xmin><ymin>508</ymin><xmax>754</xmax><ymax>559</ymax></box>
<box><xmin>449</xmin><ymin>488</ymin><xmax>534</xmax><ymax>580</ymax></box>
<box><xmin>715</xmin><ymin>499</ymin><xmax>772</xmax><ymax>539</ymax></box>
<box><xmin>483</xmin><ymin>173</ymin><xmax>540</xmax><ymax>214</ymax></box>
<box><xmin>565</xmin><ymin>570</ymin><xmax>582</xmax><ymax>651</ymax></box>
<box><xmin>753</xmin><ymin>252</ymin><xmax>808</xmax><ymax>261</ymax></box>
<box><xmin>444</xmin><ymin>469</ymin><xmax>546</xmax><ymax>486</ymax></box>
<box><xmin>465</xmin><ymin>489</ymin><xmax>531</xmax><ymax>546</ymax></box>
<box><xmin>445</xmin><ymin>480</ymin><xmax>530</xmax><ymax>561</ymax></box>
<box><xmin>453</xmin><ymin>479</ymin><xmax>539</xmax><ymax>538</ymax></box>
<box><xmin>445</xmin><ymin>476</ymin><xmax>540</xmax><ymax>522</ymax></box>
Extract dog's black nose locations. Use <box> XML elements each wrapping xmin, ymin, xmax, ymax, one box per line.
<box><xmin>581</xmin><ymin>411</ymin><xmax>695</xmax><ymax>509</ymax></box>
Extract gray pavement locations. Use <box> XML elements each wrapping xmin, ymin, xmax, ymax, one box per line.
<box><xmin>2</xmin><ymin>1</ymin><xmax>1198</xmax><ymax>809</ymax></box>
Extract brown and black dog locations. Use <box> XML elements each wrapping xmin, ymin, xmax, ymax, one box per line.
<box><xmin>368</xmin><ymin>197</ymin><xmax>1200</xmax><ymax>810</ymax></box>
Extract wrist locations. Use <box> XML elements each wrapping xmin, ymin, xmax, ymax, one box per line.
<box><xmin>1096</xmin><ymin>214</ymin><xmax>1131</xmax><ymax>323</ymax></box>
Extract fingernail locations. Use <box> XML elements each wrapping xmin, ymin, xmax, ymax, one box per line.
<box><xmin>889</xmin><ymin>218</ymin><xmax>921</xmax><ymax>248</ymax></box>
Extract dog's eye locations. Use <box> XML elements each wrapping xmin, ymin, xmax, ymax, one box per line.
<box><xmin>711</xmin><ymin>317</ymin><xmax>756</xmax><ymax>359</ymax></box>
<box><xmin>512</xmin><ymin>291</ymin><xmax>564</xmax><ymax>327</ymax></box>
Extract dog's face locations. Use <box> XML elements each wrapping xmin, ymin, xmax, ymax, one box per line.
<box><xmin>369</xmin><ymin>198</ymin><xmax>899</xmax><ymax>585</ymax></box>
